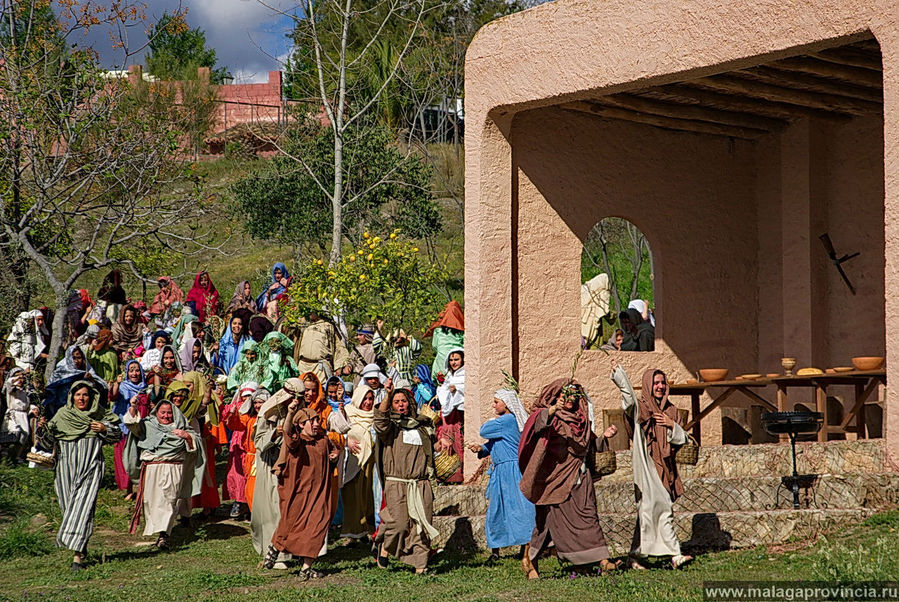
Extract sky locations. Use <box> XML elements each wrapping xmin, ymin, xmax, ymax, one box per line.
<box><xmin>75</xmin><ymin>0</ymin><xmax>300</xmax><ymax>83</ymax></box>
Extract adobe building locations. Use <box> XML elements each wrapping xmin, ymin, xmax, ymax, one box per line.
<box><xmin>463</xmin><ymin>0</ymin><xmax>898</xmax><ymax>473</ymax></box>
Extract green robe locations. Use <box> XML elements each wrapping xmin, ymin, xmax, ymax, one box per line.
<box><xmin>431</xmin><ymin>328</ymin><xmax>464</xmax><ymax>377</ymax></box>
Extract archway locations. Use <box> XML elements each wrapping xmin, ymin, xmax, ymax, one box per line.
<box><xmin>580</xmin><ymin>217</ymin><xmax>654</xmax><ymax>350</ymax></box>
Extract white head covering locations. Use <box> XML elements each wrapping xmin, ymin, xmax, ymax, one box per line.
<box><xmin>627</xmin><ymin>299</ymin><xmax>655</xmax><ymax>327</ymax></box>
<box><xmin>361</xmin><ymin>363</ymin><xmax>386</xmax><ymax>384</ymax></box>
<box><xmin>494</xmin><ymin>388</ymin><xmax>528</xmax><ymax>432</ymax></box>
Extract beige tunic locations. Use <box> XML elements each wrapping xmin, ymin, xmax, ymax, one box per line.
<box><xmin>294</xmin><ymin>320</ymin><xmax>350</xmax><ymax>380</ymax></box>
<box><xmin>373</xmin><ymin>408</ymin><xmax>434</xmax><ymax>569</ymax></box>
<box><xmin>124</xmin><ymin>412</ymin><xmax>199</xmax><ymax>536</ymax></box>
<box><xmin>251</xmin><ymin>411</ymin><xmax>289</xmax><ymax>558</ymax></box>
<box><xmin>613</xmin><ymin>366</ymin><xmax>687</xmax><ymax>557</ymax></box>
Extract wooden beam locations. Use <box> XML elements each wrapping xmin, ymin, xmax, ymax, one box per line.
<box><xmin>840</xmin><ymin>377</ymin><xmax>882</xmax><ymax>429</ymax></box>
<box><xmin>599</xmin><ymin>93</ymin><xmax>785</xmax><ymax>131</ymax></box>
<box><xmin>737</xmin><ymin>66</ymin><xmax>882</xmax><ymax>102</ymax></box>
<box><xmin>738</xmin><ymin>388</ymin><xmax>777</xmax><ymax>412</ymax></box>
<box><xmin>690</xmin><ymin>75</ymin><xmax>882</xmax><ymax>115</ymax></box>
<box><xmin>642</xmin><ymin>85</ymin><xmax>851</xmax><ymax>121</ymax></box>
<box><xmin>562</xmin><ymin>101</ymin><xmax>768</xmax><ymax>140</ymax></box>
<box><xmin>768</xmin><ymin>57</ymin><xmax>882</xmax><ymax>88</ymax></box>
<box><xmin>813</xmin><ymin>48</ymin><xmax>882</xmax><ymax>72</ymax></box>
<box><xmin>685</xmin><ymin>387</ymin><xmax>737</xmax><ymax>431</ymax></box>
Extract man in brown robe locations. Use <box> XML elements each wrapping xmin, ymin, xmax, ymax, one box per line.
<box><xmin>341</xmin><ymin>324</ymin><xmax>377</xmax><ymax>386</ymax></box>
<box><xmin>373</xmin><ymin>388</ymin><xmax>438</xmax><ymax>574</ymax></box>
<box><xmin>265</xmin><ymin>404</ymin><xmax>338</xmax><ymax>580</ymax></box>
<box><xmin>518</xmin><ymin>378</ymin><xmax>619</xmax><ymax>578</ymax></box>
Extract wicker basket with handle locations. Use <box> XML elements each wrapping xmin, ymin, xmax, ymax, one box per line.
<box><xmin>676</xmin><ymin>435</ymin><xmax>700</xmax><ymax>465</ymax></box>
<box><xmin>593</xmin><ymin>449</ymin><xmax>617</xmax><ymax>477</ymax></box>
<box><xmin>434</xmin><ymin>450</ymin><xmax>462</xmax><ymax>483</ymax></box>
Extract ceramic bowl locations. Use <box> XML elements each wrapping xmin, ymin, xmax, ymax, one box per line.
<box><xmin>699</xmin><ymin>369</ymin><xmax>728</xmax><ymax>382</ymax></box>
<box><xmin>851</xmin><ymin>356</ymin><xmax>884</xmax><ymax>371</ymax></box>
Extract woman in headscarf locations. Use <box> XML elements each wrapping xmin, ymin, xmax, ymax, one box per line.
<box><xmin>170</xmin><ymin>311</ymin><xmax>199</xmax><ymax>355</ymax></box>
<box><xmin>44</xmin><ymin>346</ymin><xmax>108</xmax><ymax>420</ymax></box>
<box><xmin>227</xmin><ymin>280</ymin><xmax>256</xmax><ymax>317</ymax></box>
<box><xmin>65</xmin><ymin>290</ymin><xmax>93</xmax><ymax>346</ymax></box>
<box><xmin>426</xmin><ymin>300</ymin><xmax>464</xmax><ymax>379</ymax></box>
<box><xmin>214</xmin><ymin>315</ymin><xmax>249</xmax><ymax>376</ymax></box>
<box><xmin>149</xmin><ymin>276</ymin><xmax>184</xmax><ymax>318</ymax></box>
<box><xmin>227</xmin><ymin>341</ymin><xmax>268</xmax><ymax>393</ymax></box>
<box><xmin>222</xmin><ymin>382</ymin><xmax>257</xmax><ymax>520</ymax></box>
<box><xmin>97</xmin><ymin>269</ymin><xmax>127</xmax><ymax>322</ymax></box>
<box><xmin>6</xmin><ymin>310</ymin><xmax>49</xmax><ymax>371</ymax></box>
<box><xmin>298</xmin><ymin>372</ymin><xmax>349</xmax><ymax>450</ymax></box>
<box><xmin>149</xmin><ymin>345</ymin><xmax>181</xmax><ymax>395</ymax></box>
<box><xmin>185</xmin><ymin>271</ymin><xmax>220</xmax><ymax>323</ymax></box>
<box><xmin>261</xmin><ymin>332</ymin><xmax>299</xmax><ymax>393</ymax></box>
<box><xmin>341</xmin><ymin>385</ymin><xmax>377</xmax><ymax>540</ymax></box>
<box><xmin>112</xmin><ymin>360</ymin><xmax>148</xmax><ymax>497</ymax></box>
<box><xmin>518</xmin><ymin>378</ymin><xmax>619</xmax><ymax>579</ymax></box>
<box><xmin>412</xmin><ymin>364</ymin><xmax>436</xmax><ymax>409</ymax></box>
<box><xmin>223</xmin><ymin>386</ymin><xmax>267</xmax><ymax>513</ymax></box>
<box><xmin>140</xmin><ymin>331</ymin><xmax>171</xmax><ymax>372</ymax></box>
<box><xmin>264</xmin><ymin>405</ymin><xmax>338</xmax><ymax>581</ymax></box>
<box><xmin>467</xmin><ymin>388</ymin><xmax>535</xmax><ymax>562</ymax></box>
<box><xmin>435</xmin><ymin>348</ymin><xmax>465</xmax><ymax>483</ymax></box>
<box><xmin>180</xmin><ymin>371</ymin><xmax>222</xmax><ymax>517</ymax></box>
<box><xmin>158</xmin><ymin>381</ymin><xmax>206</xmax><ymax>525</ymax></box>
<box><xmin>619</xmin><ymin>308</ymin><xmax>654</xmax><ymax>352</ymax></box>
<box><xmin>86</xmin><ymin>328</ymin><xmax>119</xmax><ymax>385</ymax></box>
<box><xmin>610</xmin><ymin>361</ymin><xmax>692</xmax><ymax>570</ymax></box>
<box><xmin>1</xmin><ymin>368</ymin><xmax>38</xmax><ymax>462</ymax></box>
<box><xmin>256</xmin><ymin>262</ymin><xmax>291</xmax><ymax>319</ymax></box>
<box><xmin>253</xmin><ymin>378</ymin><xmax>304</xmax><ymax>568</ymax></box>
<box><xmin>37</xmin><ymin>380</ymin><xmax>121</xmax><ymax>569</ymax></box>
<box><xmin>373</xmin><ymin>388</ymin><xmax>438</xmax><ymax>574</ymax></box>
<box><xmin>124</xmin><ymin>397</ymin><xmax>200</xmax><ymax>550</ymax></box>
<box><xmin>179</xmin><ymin>336</ymin><xmax>211</xmax><ymax>376</ymax></box>
<box><xmin>111</xmin><ymin>304</ymin><xmax>144</xmax><ymax>360</ymax></box>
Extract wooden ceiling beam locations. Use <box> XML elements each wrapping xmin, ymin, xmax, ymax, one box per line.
<box><xmin>562</xmin><ymin>100</ymin><xmax>768</xmax><ymax>140</ymax></box>
<box><xmin>768</xmin><ymin>57</ymin><xmax>882</xmax><ymax>88</ymax></box>
<box><xmin>736</xmin><ymin>66</ymin><xmax>882</xmax><ymax>102</ymax></box>
<box><xmin>599</xmin><ymin>93</ymin><xmax>785</xmax><ymax>131</ymax></box>
<box><xmin>690</xmin><ymin>75</ymin><xmax>881</xmax><ymax>114</ymax></box>
<box><xmin>813</xmin><ymin>48</ymin><xmax>882</xmax><ymax>72</ymax></box>
<box><xmin>644</xmin><ymin>84</ymin><xmax>851</xmax><ymax>121</ymax></box>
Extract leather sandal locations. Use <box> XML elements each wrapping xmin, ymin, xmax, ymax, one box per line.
<box><xmin>671</xmin><ymin>554</ymin><xmax>694</xmax><ymax>569</ymax></box>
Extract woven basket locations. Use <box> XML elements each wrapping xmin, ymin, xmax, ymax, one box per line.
<box><xmin>26</xmin><ymin>447</ymin><xmax>55</xmax><ymax>470</ymax></box>
<box><xmin>593</xmin><ymin>449</ymin><xmax>617</xmax><ymax>476</ymax></box>
<box><xmin>676</xmin><ymin>435</ymin><xmax>700</xmax><ymax>465</ymax></box>
<box><xmin>434</xmin><ymin>450</ymin><xmax>462</xmax><ymax>483</ymax></box>
<box><xmin>417</xmin><ymin>405</ymin><xmax>439</xmax><ymax>425</ymax></box>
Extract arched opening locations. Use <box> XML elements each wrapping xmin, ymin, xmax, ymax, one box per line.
<box><xmin>580</xmin><ymin>217</ymin><xmax>654</xmax><ymax>350</ymax></box>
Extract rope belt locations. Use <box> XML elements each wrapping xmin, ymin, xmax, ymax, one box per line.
<box><xmin>385</xmin><ymin>476</ymin><xmax>439</xmax><ymax>540</ymax></box>
<box><xmin>129</xmin><ymin>460</ymin><xmax>184</xmax><ymax>534</ymax></box>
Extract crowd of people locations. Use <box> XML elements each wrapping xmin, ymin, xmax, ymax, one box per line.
<box><xmin>0</xmin><ymin>267</ymin><xmax>693</xmax><ymax>580</ymax></box>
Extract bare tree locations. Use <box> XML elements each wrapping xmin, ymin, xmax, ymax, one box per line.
<box><xmin>583</xmin><ymin>217</ymin><xmax>653</xmax><ymax>317</ymax></box>
<box><xmin>1</xmin><ymin>1</ymin><xmax>225</xmax><ymax>379</ymax></box>
<box><xmin>259</xmin><ymin>0</ymin><xmax>428</xmax><ymax>265</ymax></box>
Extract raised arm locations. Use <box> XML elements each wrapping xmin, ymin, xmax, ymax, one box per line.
<box><xmin>610</xmin><ymin>361</ymin><xmax>639</xmax><ymax>415</ymax></box>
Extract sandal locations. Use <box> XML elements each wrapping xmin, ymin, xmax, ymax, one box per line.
<box><xmin>155</xmin><ymin>533</ymin><xmax>170</xmax><ymax>551</ymax></box>
<box><xmin>628</xmin><ymin>556</ymin><xmax>647</xmax><ymax>571</ymax></box>
<box><xmin>376</xmin><ymin>546</ymin><xmax>389</xmax><ymax>569</ymax></box>
<box><xmin>487</xmin><ymin>552</ymin><xmax>500</xmax><ymax>563</ymax></box>
<box><xmin>671</xmin><ymin>554</ymin><xmax>694</xmax><ymax>569</ymax></box>
<box><xmin>262</xmin><ymin>545</ymin><xmax>279</xmax><ymax>570</ymax></box>
<box><xmin>599</xmin><ymin>558</ymin><xmax>621</xmax><ymax>572</ymax></box>
<box><xmin>301</xmin><ymin>567</ymin><xmax>325</xmax><ymax>579</ymax></box>
<box><xmin>415</xmin><ymin>568</ymin><xmax>428</xmax><ymax>575</ymax></box>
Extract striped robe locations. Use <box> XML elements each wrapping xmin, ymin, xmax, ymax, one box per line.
<box><xmin>51</xmin><ymin>427</ymin><xmax>122</xmax><ymax>552</ymax></box>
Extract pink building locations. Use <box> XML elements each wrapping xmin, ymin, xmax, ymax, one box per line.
<box><xmin>463</xmin><ymin>0</ymin><xmax>897</xmax><ymax>473</ymax></box>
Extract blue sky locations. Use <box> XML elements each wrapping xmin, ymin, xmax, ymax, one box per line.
<box><xmin>74</xmin><ymin>1</ymin><xmax>299</xmax><ymax>83</ymax></box>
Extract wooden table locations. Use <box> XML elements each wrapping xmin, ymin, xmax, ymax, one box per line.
<box><xmin>668</xmin><ymin>370</ymin><xmax>885</xmax><ymax>444</ymax></box>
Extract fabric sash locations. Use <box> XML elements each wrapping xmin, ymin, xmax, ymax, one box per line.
<box><xmin>385</xmin><ymin>476</ymin><xmax>439</xmax><ymax>540</ymax></box>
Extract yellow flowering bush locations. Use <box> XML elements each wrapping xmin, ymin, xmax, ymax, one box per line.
<box><xmin>282</xmin><ymin>231</ymin><xmax>449</xmax><ymax>334</ymax></box>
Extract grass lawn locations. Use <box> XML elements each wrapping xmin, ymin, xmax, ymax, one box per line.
<box><xmin>1</xmin><ymin>450</ymin><xmax>898</xmax><ymax>601</ymax></box>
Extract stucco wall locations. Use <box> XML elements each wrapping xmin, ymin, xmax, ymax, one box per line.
<box><xmin>464</xmin><ymin>0</ymin><xmax>899</xmax><ymax>474</ymax></box>
<box><xmin>510</xmin><ymin>107</ymin><xmax>758</xmax><ymax>445</ymax></box>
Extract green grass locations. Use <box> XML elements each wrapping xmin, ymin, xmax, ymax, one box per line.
<box><xmin>1</xmin><ymin>452</ymin><xmax>898</xmax><ymax>601</ymax></box>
